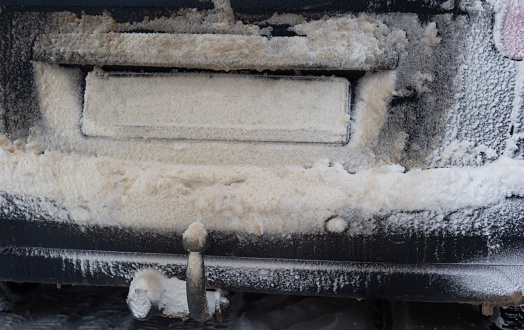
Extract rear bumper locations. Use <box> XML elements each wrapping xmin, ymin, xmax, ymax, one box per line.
<box><xmin>1</xmin><ymin>1</ymin><xmax>524</xmax><ymax>307</ymax></box>
<box><xmin>2</xmin><ymin>197</ymin><xmax>524</xmax><ymax>306</ymax></box>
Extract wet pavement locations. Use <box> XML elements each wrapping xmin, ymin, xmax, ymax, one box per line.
<box><xmin>0</xmin><ymin>284</ymin><xmax>495</xmax><ymax>329</ymax></box>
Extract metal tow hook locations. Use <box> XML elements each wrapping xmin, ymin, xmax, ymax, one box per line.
<box><xmin>182</xmin><ymin>222</ymin><xmax>211</xmax><ymax>322</ymax></box>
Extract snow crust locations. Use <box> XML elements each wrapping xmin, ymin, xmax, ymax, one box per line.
<box><xmin>350</xmin><ymin>71</ymin><xmax>396</xmax><ymax>148</ymax></box>
<box><xmin>82</xmin><ymin>71</ymin><xmax>350</xmax><ymax>143</ymax></box>
<box><xmin>35</xmin><ymin>3</ymin><xmax>404</xmax><ymax>71</ymax></box>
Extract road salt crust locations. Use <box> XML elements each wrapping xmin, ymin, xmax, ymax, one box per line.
<box><xmin>1</xmin><ymin>137</ymin><xmax>523</xmax><ymax>235</ymax></box>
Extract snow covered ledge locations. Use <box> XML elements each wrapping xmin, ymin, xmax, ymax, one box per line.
<box><xmin>1</xmin><ymin>136</ymin><xmax>524</xmax><ymax>235</ymax></box>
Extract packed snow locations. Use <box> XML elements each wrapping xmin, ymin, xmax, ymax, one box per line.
<box><xmin>126</xmin><ymin>269</ymin><xmax>228</xmax><ymax>320</ymax></box>
<box><xmin>2</xmin><ymin>135</ymin><xmax>524</xmax><ymax>234</ymax></box>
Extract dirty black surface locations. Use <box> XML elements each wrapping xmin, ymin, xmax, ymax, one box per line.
<box><xmin>0</xmin><ymin>284</ymin><xmax>493</xmax><ymax>329</ymax></box>
<box><xmin>0</xmin><ymin>0</ymin><xmax>458</xmax><ymax>14</ymax></box>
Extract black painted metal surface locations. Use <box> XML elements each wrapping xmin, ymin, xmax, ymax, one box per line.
<box><xmin>2</xmin><ymin>193</ymin><xmax>524</xmax><ymax>264</ymax></box>
<box><xmin>1</xmin><ymin>246</ymin><xmax>522</xmax><ymax>305</ymax></box>
<box><xmin>1</xmin><ymin>0</ymin><xmax>457</xmax><ymax>14</ymax></box>
<box><xmin>230</xmin><ymin>0</ymin><xmax>458</xmax><ymax>14</ymax></box>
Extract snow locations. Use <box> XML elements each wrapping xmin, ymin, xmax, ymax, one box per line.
<box><xmin>349</xmin><ymin>71</ymin><xmax>396</xmax><ymax>148</ymax></box>
<box><xmin>505</xmin><ymin>61</ymin><xmax>524</xmax><ymax>158</ymax></box>
<box><xmin>82</xmin><ymin>71</ymin><xmax>350</xmax><ymax>144</ymax></box>
<box><xmin>126</xmin><ymin>269</ymin><xmax>228</xmax><ymax>320</ymax></box>
<box><xmin>2</xmin><ymin>133</ymin><xmax>524</xmax><ymax>235</ymax></box>
<box><xmin>35</xmin><ymin>8</ymin><xmax>404</xmax><ymax>71</ymax></box>
<box><xmin>127</xmin><ymin>269</ymin><xmax>174</xmax><ymax>319</ymax></box>
<box><xmin>325</xmin><ymin>217</ymin><xmax>348</xmax><ymax>233</ymax></box>
<box><xmin>423</xmin><ymin>22</ymin><xmax>441</xmax><ymax>45</ymax></box>
<box><xmin>0</xmin><ymin>0</ymin><xmax>522</xmax><ymax>239</ymax></box>
<box><xmin>4</xmin><ymin>242</ymin><xmax>524</xmax><ymax>316</ymax></box>
<box><xmin>454</xmin><ymin>249</ymin><xmax>524</xmax><ymax>310</ymax></box>
<box><xmin>33</xmin><ymin>62</ymin><xmax>389</xmax><ymax>169</ymax></box>
<box><xmin>255</xmin><ymin>13</ymin><xmax>306</xmax><ymax>26</ymax></box>
<box><xmin>183</xmin><ymin>222</ymin><xmax>208</xmax><ymax>252</ymax></box>
<box><xmin>441</xmin><ymin>0</ymin><xmax>455</xmax><ymax>10</ymax></box>
<box><xmin>27</xmin><ymin>9</ymin><xmax>477</xmax><ymax>171</ymax></box>
<box><xmin>461</xmin><ymin>0</ymin><xmax>485</xmax><ymax>12</ymax></box>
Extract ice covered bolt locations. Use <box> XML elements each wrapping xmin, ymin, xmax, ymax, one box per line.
<box><xmin>182</xmin><ymin>222</ymin><xmax>211</xmax><ymax>322</ymax></box>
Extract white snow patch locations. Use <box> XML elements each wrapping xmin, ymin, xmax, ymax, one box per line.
<box><xmin>256</xmin><ymin>13</ymin><xmax>306</xmax><ymax>26</ymax></box>
<box><xmin>441</xmin><ymin>0</ymin><xmax>455</xmax><ymax>10</ymax></box>
<box><xmin>127</xmin><ymin>269</ymin><xmax>228</xmax><ymax>320</ymax></box>
<box><xmin>325</xmin><ymin>217</ymin><xmax>348</xmax><ymax>233</ymax></box>
<box><xmin>431</xmin><ymin>140</ymin><xmax>499</xmax><ymax>167</ymax></box>
<box><xmin>349</xmin><ymin>71</ymin><xmax>397</xmax><ymax>148</ymax></box>
<box><xmin>423</xmin><ymin>22</ymin><xmax>441</xmax><ymax>45</ymax></box>
<box><xmin>460</xmin><ymin>0</ymin><xmax>485</xmax><ymax>12</ymax></box>
<box><xmin>183</xmin><ymin>222</ymin><xmax>208</xmax><ymax>251</ymax></box>
<box><xmin>32</xmin><ymin>61</ymin><xmax>394</xmax><ymax>170</ymax></box>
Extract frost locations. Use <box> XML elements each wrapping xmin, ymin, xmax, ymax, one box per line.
<box><xmin>429</xmin><ymin>7</ymin><xmax>517</xmax><ymax>165</ymax></box>
<box><xmin>82</xmin><ymin>72</ymin><xmax>350</xmax><ymax>144</ymax></box>
<box><xmin>493</xmin><ymin>0</ymin><xmax>523</xmax><ymax>60</ymax></box>
<box><xmin>430</xmin><ymin>140</ymin><xmax>499</xmax><ymax>167</ymax></box>
<box><xmin>505</xmin><ymin>61</ymin><xmax>524</xmax><ymax>158</ymax></box>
